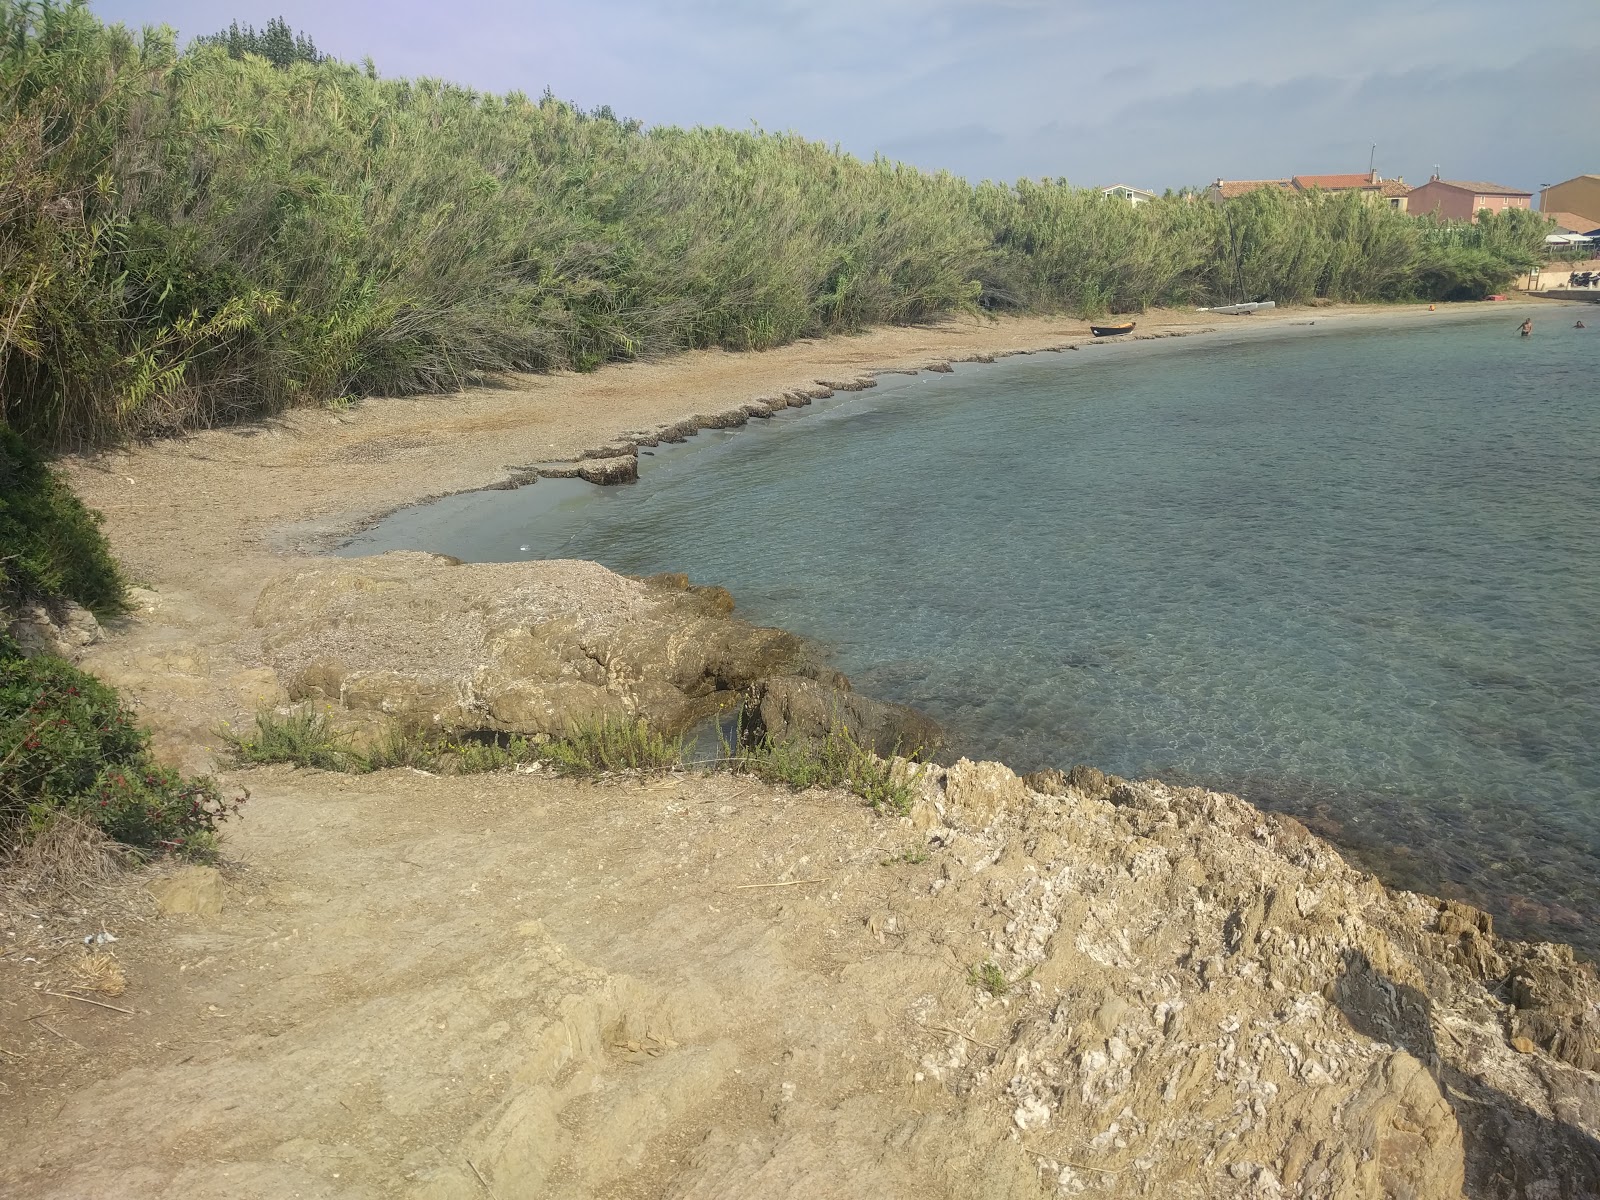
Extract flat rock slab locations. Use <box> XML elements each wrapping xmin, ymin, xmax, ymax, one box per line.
<box><xmin>148</xmin><ymin>866</ymin><xmax>224</xmax><ymax>917</ymax></box>
<box><xmin>254</xmin><ymin>552</ymin><xmax>802</xmax><ymax>737</ymax></box>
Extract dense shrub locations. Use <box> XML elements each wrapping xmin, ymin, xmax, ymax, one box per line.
<box><xmin>0</xmin><ymin>638</ymin><xmax>241</xmax><ymax>853</ymax></box>
<box><xmin>0</xmin><ymin>424</ymin><xmax>124</xmax><ymax>614</ymax></box>
<box><xmin>0</xmin><ymin>2</ymin><xmax>1553</xmax><ymax>451</ymax></box>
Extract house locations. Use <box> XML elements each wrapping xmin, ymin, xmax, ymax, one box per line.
<box><xmin>1100</xmin><ymin>184</ymin><xmax>1157</xmax><ymax>205</ymax></box>
<box><xmin>1289</xmin><ymin>171</ymin><xmax>1412</xmax><ymax>211</ymax></box>
<box><xmin>1407</xmin><ymin>176</ymin><xmax>1532</xmax><ymax>222</ymax></box>
<box><xmin>1204</xmin><ymin>170</ymin><xmax>1411</xmax><ymax>209</ymax></box>
<box><xmin>1541</xmin><ymin>211</ymin><xmax>1600</xmax><ymax>236</ymax></box>
<box><xmin>1204</xmin><ymin>178</ymin><xmax>1292</xmax><ymax>204</ymax></box>
<box><xmin>1538</xmin><ymin>175</ymin><xmax>1600</xmax><ymax>228</ymax></box>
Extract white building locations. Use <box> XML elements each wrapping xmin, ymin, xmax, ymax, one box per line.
<box><xmin>1100</xmin><ymin>184</ymin><xmax>1157</xmax><ymax>205</ymax></box>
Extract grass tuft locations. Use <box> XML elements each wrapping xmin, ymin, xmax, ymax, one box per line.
<box><xmin>970</xmin><ymin>960</ymin><xmax>1009</xmax><ymax>997</ymax></box>
<box><xmin>724</xmin><ymin>719</ymin><xmax>921</xmax><ymax>814</ymax></box>
<box><xmin>225</xmin><ymin>707</ymin><xmax>363</xmax><ymax>773</ymax></box>
<box><xmin>541</xmin><ymin>717</ymin><xmax>684</xmax><ymax>777</ymax></box>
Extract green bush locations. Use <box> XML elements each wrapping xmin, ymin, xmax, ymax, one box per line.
<box><xmin>1</xmin><ymin>638</ymin><xmax>241</xmax><ymax>853</ymax></box>
<box><xmin>0</xmin><ymin>425</ymin><xmax>125</xmax><ymax>614</ymax></box>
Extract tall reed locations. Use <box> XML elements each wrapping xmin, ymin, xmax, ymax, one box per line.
<box><xmin>0</xmin><ymin>1</ymin><xmax>1551</xmax><ymax>450</ymax></box>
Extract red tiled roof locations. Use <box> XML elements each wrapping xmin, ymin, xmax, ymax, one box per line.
<box><xmin>1292</xmin><ymin>173</ymin><xmax>1376</xmax><ymax>190</ymax></box>
<box><xmin>1209</xmin><ymin>178</ymin><xmax>1292</xmax><ymax>199</ymax></box>
<box><xmin>1423</xmin><ymin>179</ymin><xmax>1532</xmax><ymax>197</ymax></box>
<box><xmin>1378</xmin><ymin>179</ymin><xmax>1413</xmax><ymax>197</ymax></box>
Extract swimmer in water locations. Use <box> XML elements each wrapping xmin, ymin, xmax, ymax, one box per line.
<box><xmin>1519</xmin><ymin>318</ymin><xmax>1533</xmax><ymax>337</ymax></box>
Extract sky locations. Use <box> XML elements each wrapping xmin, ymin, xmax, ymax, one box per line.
<box><xmin>91</xmin><ymin>0</ymin><xmax>1600</xmax><ymax>195</ymax></box>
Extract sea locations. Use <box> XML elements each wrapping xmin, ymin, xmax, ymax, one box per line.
<box><xmin>343</xmin><ymin>310</ymin><xmax>1600</xmax><ymax>954</ymax></box>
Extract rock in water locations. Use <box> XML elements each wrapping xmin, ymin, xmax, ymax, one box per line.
<box><xmin>740</xmin><ymin>675</ymin><xmax>945</xmax><ymax>760</ymax></box>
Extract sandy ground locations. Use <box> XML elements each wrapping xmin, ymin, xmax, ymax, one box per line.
<box><xmin>0</xmin><ymin>298</ymin><xmax>1583</xmax><ymax>1198</ymax></box>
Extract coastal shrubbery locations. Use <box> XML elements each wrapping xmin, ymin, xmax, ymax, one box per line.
<box><xmin>1</xmin><ymin>1</ymin><xmax>1551</xmax><ymax>450</ymax></box>
<box><xmin>0</xmin><ymin>426</ymin><xmax>125</xmax><ymax>615</ymax></box>
<box><xmin>0</xmin><ymin>637</ymin><xmax>242</xmax><ymax>855</ymax></box>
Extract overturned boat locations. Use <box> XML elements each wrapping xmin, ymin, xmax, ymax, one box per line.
<box><xmin>1202</xmin><ymin>301</ymin><xmax>1277</xmax><ymax>315</ymax></box>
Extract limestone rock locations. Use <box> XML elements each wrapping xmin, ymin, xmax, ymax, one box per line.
<box><xmin>741</xmin><ymin>675</ymin><xmax>944</xmax><ymax>759</ymax></box>
<box><xmin>1023</xmin><ymin>768</ymin><xmax>1068</xmax><ymax>796</ymax></box>
<box><xmin>7</xmin><ymin>600</ymin><xmax>102</xmax><ymax>662</ymax></box>
<box><xmin>575</xmin><ymin>454</ymin><xmax>638</xmax><ymax>485</ymax></box>
<box><xmin>149</xmin><ymin>866</ymin><xmax>224</xmax><ymax>917</ymax></box>
<box><xmin>254</xmin><ymin>553</ymin><xmax>801</xmax><ymax>738</ymax></box>
<box><xmin>1507</xmin><ymin>945</ymin><xmax>1600</xmax><ymax>1071</ymax></box>
<box><xmin>941</xmin><ymin>758</ymin><xmax>1025</xmax><ymax>829</ymax></box>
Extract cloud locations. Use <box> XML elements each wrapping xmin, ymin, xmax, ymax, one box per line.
<box><xmin>87</xmin><ymin>0</ymin><xmax>1600</xmax><ymax>192</ymax></box>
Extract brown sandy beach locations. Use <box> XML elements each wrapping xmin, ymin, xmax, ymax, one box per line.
<box><xmin>5</xmin><ymin>297</ymin><xmax>1597</xmax><ymax>1199</ymax></box>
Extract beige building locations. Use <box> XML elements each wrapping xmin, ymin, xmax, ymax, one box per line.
<box><xmin>1539</xmin><ymin>175</ymin><xmax>1600</xmax><ymax>227</ymax></box>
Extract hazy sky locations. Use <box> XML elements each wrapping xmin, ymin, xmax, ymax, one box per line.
<box><xmin>92</xmin><ymin>0</ymin><xmax>1599</xmax><ymax>194</ymax></box>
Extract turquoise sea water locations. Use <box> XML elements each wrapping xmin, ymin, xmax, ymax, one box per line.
<box><xmin>345</xmin><ymin>313</ymin><xmax>1600</xmax><ymax>952</ymax></box>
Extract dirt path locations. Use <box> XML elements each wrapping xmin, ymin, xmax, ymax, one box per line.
<box><xmin>5</xmin><ymin>766</ymin><xmax>1031</xmax><ymax>1199</ymax></box>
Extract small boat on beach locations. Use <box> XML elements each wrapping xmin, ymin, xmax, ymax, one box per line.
<box><xmin>1090</xmin><ymin>321</ymin><xmax>1136</xmax><ymax>337</ymax></box>
<box><xmin>1202</xmin><ymin>301</ymin><xmax>1277</xmax><ymax>315</ymax></box>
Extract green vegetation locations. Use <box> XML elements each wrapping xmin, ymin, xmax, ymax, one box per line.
<box><xmin>226</xmin><ymin>705</ymin><xmax>921</xmax><ymax>812</ymax></box>
<box><xmin>1</xmin><ymin>636</ymin><xmax>241</xmax><ymax>855</ymax></box>
<box><xmin>724</xmin><ymin>722</ymin><xmax>921</xmax><ymax>815</ymax></box>
<box><xmin>540</xmin><ymin>717</ymin><xmax>684</xmax><ymax>777</ymax></box>
<box><xmin>969</xmin><ymin>960</ymin><xmax>1009</xmax><ymax>997</ymax></box>
<box><xmin>226</xmin><ymin>706</ymin><xmax>364</xmax><ymax>771</ymax></box>
<box><xmin>0</xmin><ymin>2</ymin><xmax>1552</xmax><ymax>452</ymax></box>
<box><xmin>0</xmin><ymin>426</ymin><xmax>124</xmax><ymax>614</ymax></box>
<box><xmin>193</xmin><ymin>16</ymin><xmax>325</xmax><ymax>67</ymax></box>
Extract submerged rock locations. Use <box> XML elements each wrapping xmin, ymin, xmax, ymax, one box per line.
<box><xmin>253</xmin><ymin>553</ymin><xmax>801</xmax><ymax>738</ymax></box>
<box><xmin>741</xmin><ymin>674</ymin><xmax>945</xmax><ymax>760</ymax></box>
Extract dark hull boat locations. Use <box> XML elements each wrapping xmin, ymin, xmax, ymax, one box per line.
<box><xmin>1090</xmin><ymin>321</ymin><xmax>1136</xmax><ymax>337</ymax></box>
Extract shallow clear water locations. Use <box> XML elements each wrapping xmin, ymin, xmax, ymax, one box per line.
<box><xmin>346</xmin><ymin>313</ymin><xmax>1600</xmax><ymax>952</ymax></box>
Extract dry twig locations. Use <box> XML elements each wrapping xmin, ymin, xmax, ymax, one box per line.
<box><xmin>730</xmin><ymin>878</ymin><xmax>825</xmax><ymax>890</ymax></box>
<box><xmin>917</xmin><ymin>1022</ymin><xmax>1002</xmax><ymax>1053</ymax></box>
<box><xmin>466</xmin><ymin>1158</ymin><xmax>499</xmax><ymax>1198</ymax></box>
<box><xmin>44</xmin><ymin>990</ymin><xmax>135</xmax><ymax>1015</ymax></box>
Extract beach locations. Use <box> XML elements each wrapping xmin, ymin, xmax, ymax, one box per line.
<box><xmin>4</xmin><ymin>297</ymin><xmax>1596</xmax><ymax>1199</ymax></box>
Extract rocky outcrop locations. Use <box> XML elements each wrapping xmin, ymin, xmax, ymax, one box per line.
<box><xmin>253</xmin><ymin>553</ymin><xmax>802</xmax><ymax>738</ymax></box>
<box><xmin>741</xmin><ymin>674</ymin><xmax>945</xmax><ymax>759</ymax></box>
<box><xmin>6</xmin><ymin>599</ymin><xmax>102</xmax><ymax>662</ymax></box>
<box><xmin>890</xmin><ymin>762</ymin><xmax>1600</xmax><ymax>1197</ymax></box>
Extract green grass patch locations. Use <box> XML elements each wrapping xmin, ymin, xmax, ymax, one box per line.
<box><xmin>224</xmin><ymin>707</ymin><xmax>364</xmax><ymax>772</ymax></box>
<box><xmin>540</xmin><ymin>717</ymin><xmax>684</xmax><ymax>777</ymax></box>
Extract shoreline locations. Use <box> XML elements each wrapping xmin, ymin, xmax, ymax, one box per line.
<box><xmin>317</xmin><ymin>296</ymin><xmax>1579</xmax><ymax>552</ymax></box>
<box><xmin>9</xmin><ymin>296</ymin><xmax>1597</xmax><ymax>1197</ymax></box>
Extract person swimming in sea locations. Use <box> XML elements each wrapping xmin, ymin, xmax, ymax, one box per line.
<box><xmin>1519</xmin><ymin>318</ymin><xmax>1533</xmax><ymax>337</ymax></box>
<box><xmin>1577</xmin><ymin>320</ymin><xmax>1587</xmax><ymax>329</ymax></box>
